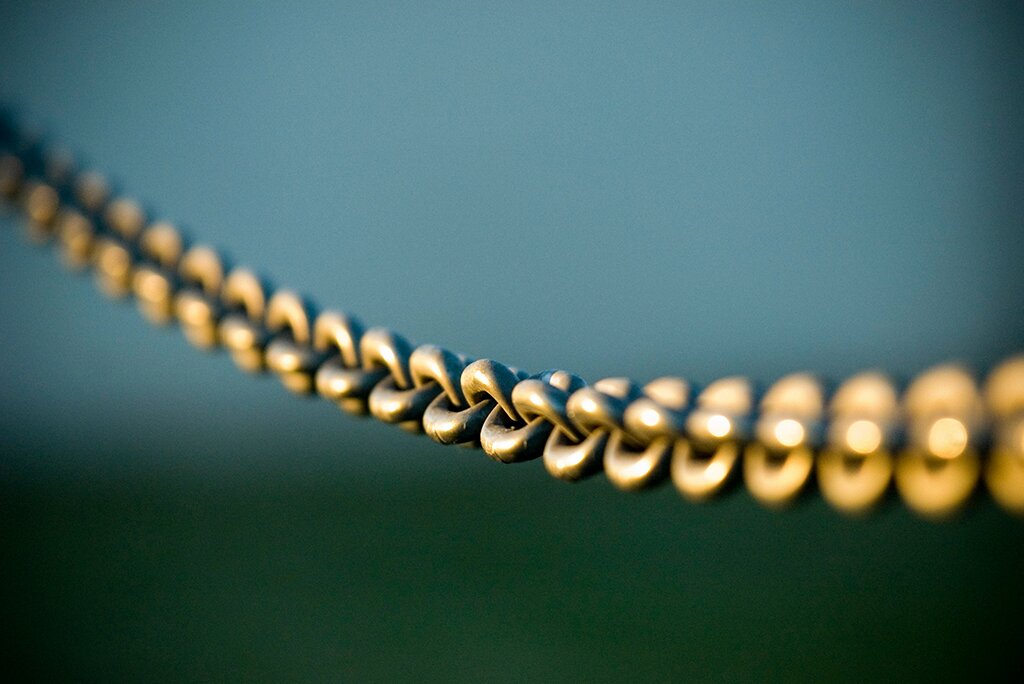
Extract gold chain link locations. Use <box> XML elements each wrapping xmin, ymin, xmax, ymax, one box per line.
<box><xmin>1</xmin><ymin>119</ymin><xmax>1022</xmax><ymax>520</ymax></box>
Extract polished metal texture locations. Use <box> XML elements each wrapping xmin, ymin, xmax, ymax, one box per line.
<box><xmin>175</xmin><ymin>245</ymin><xmax>225</xmax><ymax>349</ymax></box>
<box><xmin>604</xmin><ymin>377</ymin><xmax>690</xmax><ymax>491</ymax></box>
<box><xmin>313</xmin><ymin>311</ymin><xmax>381</xmax><ymax>415</ymax></box>
<box><xmin>363</xmin><ymin>329</ymin><xmax>437</xmax><ymax>432</ymax></box>
<box><xmin>264</xmin><ymin>290</ymin><xmax>321</xmax><ymax>394</ymax></box>
<box><xmin>817</xmin><ymin>373</ymin><xmax>898</xmax><ymax>514</ymax></box>
<box><xmin>421</xmin><ymin>355</ymin><xmax>492</xmax><ymax>446</ymax></box>
<box><xmin>894</xmin><ymin>365</ymin><xmax>984</xmax><ymax>518</ymax></box>
<box><xmin>743</xmin><ymin>374</ymin><xmax>823</xmax><ymax>507</ymax></box>
<box><xmin>464</xmin><ymin>360</ymin><xmax>539</xmax><ymax>463</ymax></box>
<box><xmin>540</xmin><ymin>376</ymin><xmax>635</xmax><ymax>481</ymax></box>
<box><xmin>671</xmin><ymin>377</ymin><xmax>752</xmax><ymax>501</ymax></box>
<box><xmin>2</xmin><ymin>117</ymin><xmax>1023</xmax><ymax>519</ymax></box>
<box><xmin>219</xmin><ymin>269</ymin><xmax>271</xmax><ymax>373</ymax></box>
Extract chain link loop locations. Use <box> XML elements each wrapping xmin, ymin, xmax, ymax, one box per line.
<box><xmin>264</xmin><ymin>290</ymin><xmax>321</xmax><ymax>394</ymax></box>
<box><xmin>420</xmin><ymin>354</ymin><xmax>492</xmax><ymax>446</ymax></box>
<box><xmin>894</xmin><ymin>365</ymin><xmax>984</xmax><ymax>518</ymax></box>
<box><xmin>742</xmin><ymin>373</ymin><xmax>823</xmax><ymax>508</ymax></box>
<box><xmin>175</xmin><ymin>245</ymin><xmax>226</xmax><ymax>350</ymax></box>
<box><xmin>218</xmin><ymin>268</ymin><xmax>271</xmax><ymax>373</ymax></box>
<box><xmin>603</xmin><ymin>377</ymin><xmax>690</xmax><ymax>491</ymax></box>
<box><xmin>313</xmin><ymin>311</ymin><xmax>382</xmax><ymax>415</ymax></box>
<box><xmin>2</xmin><ymin>116</ymin><xmax>1022</xmax><ymax>519</ymax></box>
<box><xmin>364</xmin><ymin>330</ymin><xmax>437</xmax><ymax>432</ymax></box>
<box><xmin>133</xmin><ymin>221</ymin><xmax>184</xmax><ymax>325</ymax></box>
<box><xmin>816</xmin><ymin>372</ymin><xmax>898</xmax><ymax>514</ymax></box>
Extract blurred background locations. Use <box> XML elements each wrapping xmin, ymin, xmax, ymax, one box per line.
<box><xmin>1</xmin><ymin>1</ymin><xmax>1022</xmax><ymax>681</ymax></box>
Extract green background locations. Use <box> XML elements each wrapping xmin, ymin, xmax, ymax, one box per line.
<box><xmin>3</xmin><ymin>443</ymin><xmax>1022</xmax><ymax>682</ymax></box>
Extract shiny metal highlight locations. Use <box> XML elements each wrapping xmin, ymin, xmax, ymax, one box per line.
<box><xmin>538</xmin><ymin>377</ymin><xmax>635</xmax><ymax>481</ymax></box>
<box><xmin>743</xmin><ymin>374</ymin><xmax>823</xmax><ymax>507</ymax></box>
<box><xmin>602</xmin><ymin>377</ymin><xmax>690</xmax><ymax>491</ymax></box>
<box><xmin>895</xmin><ymin>365</ymin><xmax>982</xmax><ymax>518</ymax></box>
<box><xmin>509</xmin><ymin>372</ymin><xmax>588</xmax><ymax>479</ymax></box>
<box><xmin>313</xmin><ymin>311</ymin><xmax>380</xmax><ymax>415</ymax></box>
<box><xmin>621</xmin><ymin>377</ymin><xmax>690</xmax><ymax>444</ymax></box>
<box><xmin>264</xmin><ymin>290</ymin><xmax>321</xmax><ymax>394</ymax></box>
<box><xmin>364</xmin><ymin>330</ymin><xmax>435</xmax><ymax>432</ymax></box>
<box><xmin>671</xmin><ymin>439</ymin><xmax>740</xmax><ymax>502</ymax></box>
<box><xmin>2</xmin><ymin>121</ymin><xmax>1023</xmax><ymax>520</ymax></box>
<box><xmin>132</xmin><ymin>222</ymin><xmax>184</xmax><ymax>324</ymax></box>
<box><xmin>672</xmin><ymin>377</ymin><xmax>752</xmax><ymax>501</ymax></box>
<box><xmin>174</xmin><ymin>245</ymin><xmax>225</xmax><ymax>350</ymax></box>
<box><xmin>463</xmin><ymin>360</ymin><xmax>545</xmax><ymax>463</ymax></box>
<box><xmin>604</xmin><ymin>432</ymin><xmax>672</xmax><ymax>491</ymax></box>
<box><xmin>219</xmin><ymin>269</ymin><xmax>270</xmax><ymax>373</ymax></box>
<box><xmin>817</xmin><ymin>372</ymin><xmax>898</xmax><ymax>514</ymax></box>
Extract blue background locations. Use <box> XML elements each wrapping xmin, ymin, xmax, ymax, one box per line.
<box><xmin>1</xmin><ymin>2</ymin><xmax>1022</xmax><ymax>681</ymax></box>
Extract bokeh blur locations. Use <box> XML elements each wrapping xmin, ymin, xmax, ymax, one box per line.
<box><xmin>1</xmin><ymin>2</ymin><xmax>1022</xmax><ymax>681</ymax></box>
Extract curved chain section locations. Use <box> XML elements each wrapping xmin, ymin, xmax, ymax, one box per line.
<box><xmin>2</xmin><ymin>115</ymin><xmax>1023</xmax><ymax>520</ymax></box>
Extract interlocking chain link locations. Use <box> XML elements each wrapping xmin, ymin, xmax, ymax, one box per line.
<box><xmin>2</xmin><ymin>115</ymin><xmax>1023</xmax><ymax>520</ymax></box>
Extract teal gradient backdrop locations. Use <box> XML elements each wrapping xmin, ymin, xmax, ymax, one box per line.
<box><xmin>1</xmin><ymin>2</ymin><xmax>1022</xmax><ymax>681</ymax></box>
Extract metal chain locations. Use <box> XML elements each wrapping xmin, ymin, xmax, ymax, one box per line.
<box><xmin>2</xmin><ymin>115</ymin><xmax>1022</xmax><ymax>520</ymax></box>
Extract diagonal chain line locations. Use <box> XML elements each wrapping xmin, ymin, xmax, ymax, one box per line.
<box><xmin>1</xmin><ymin>113</ymin><xmax>1022</xmax><ymax>520</ymax></box>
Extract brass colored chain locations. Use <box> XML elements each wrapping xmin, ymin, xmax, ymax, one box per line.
<box><xmin>1</xmin><ymin>119</ymin><xmax>1022</xmax><ymax>520</ymax></box>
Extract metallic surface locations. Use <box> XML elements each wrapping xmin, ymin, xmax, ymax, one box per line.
<box><xmin>218</xmin><ymin>268</ymin><xmax>270</xmax><ymax>373</ymax></box>
<box><xmin>313</xmin><ymin>311</ymin><xmax>380</xmax><ymax>416</ymax></box>
<box><xmin>1</xmin><ymin>118</ymin><xmax>1022</xmax><ymax>518</ymax></box>
<box><xmin>174</xmin><ymin>245</ymin><xmax>225</xmax><ymax>350</ymax></box>
<box><xmin>817</xmin><ymin>373</ymin><xmax>898</xmax><ymax>514</ymax></box>
<box><xmin>264</xmin><ymin>290</ymin><xmax>321</xmax><ymax>395</ymax></box>
<box><xmin>603</xmin><ymin>433</ymin><xmax>672</xmax><ymax>492</ymax></box>
<box><xmin>541</xmin><ymin>377</ymin><xmax>636</xmax><ymax>481</ymax></box>
<box><xmin>672</xmin><ymin>378</ymin><xmax>753</xmax><ymax>501</ymax></box>
<box><xmin>895</xmin><ymin>365</ymin><xmax>983</xmax><ymax>518</ymax></box>
<box><xmin>363</xmin><ymin>329</ymin><xmax>431</xmax><ymax>432</ymax></box>
<box><xmin>132</xmin><ymin>221</ymin><xmax>184</xmax><ymax>325</ymax></box>
<box><xmin>743</xmin><ymin>374</ymin><xmax>823</xmax><ymax>507</ymax></box>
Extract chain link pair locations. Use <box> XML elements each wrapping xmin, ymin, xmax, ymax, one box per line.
<box><xmin>2</xmin><ymin>117</ymin><xmax>1023</xmax><ymax>520</ymax></box>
